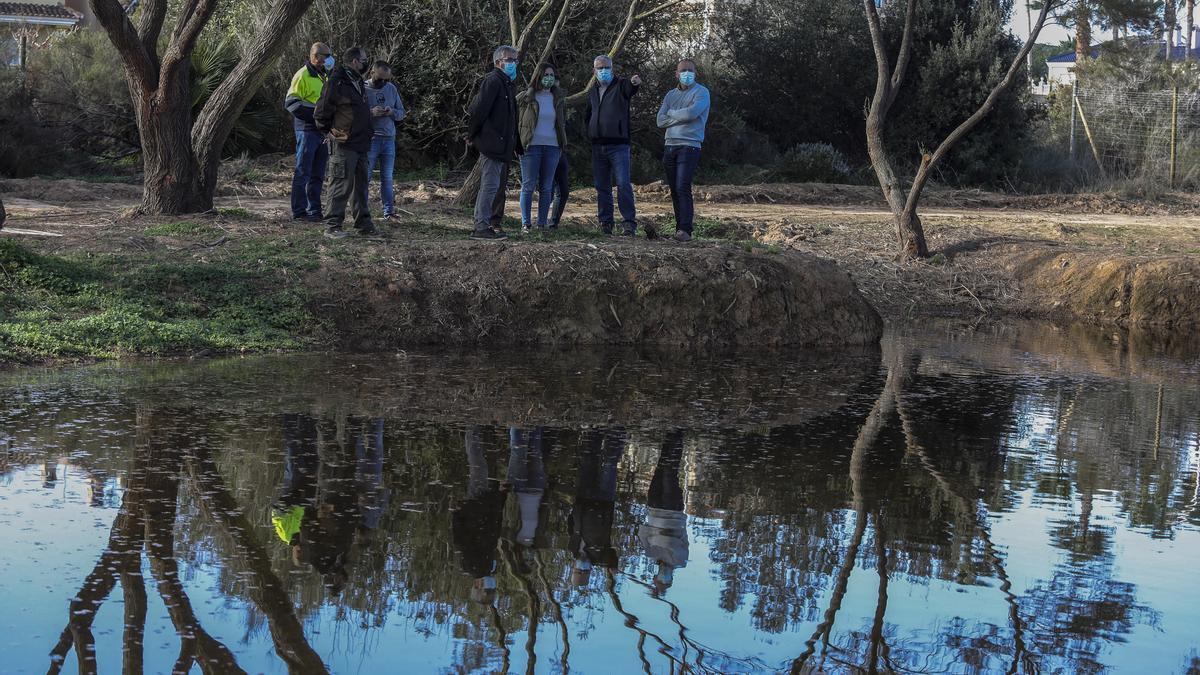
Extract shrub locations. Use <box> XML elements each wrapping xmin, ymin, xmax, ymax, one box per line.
<box><xmin>774</xmin><ymin>144</ymin><xmax>852</xmax><ymax>183</ymax></box>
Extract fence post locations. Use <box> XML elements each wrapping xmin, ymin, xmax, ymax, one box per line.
<box><xmin>1170</xmin><ymin>84</ymin><xmax>1179</xmax><ymax>188</ymax></box>
<box><xmin>1069</xmin><ymin>84</ymin><xmax>1078</xmax><ymax>160</ymax></box>
<box><xmin>1074</xmin><ymin>95</ymin><xmax>1107</xmax><ymax>180</ymax></box>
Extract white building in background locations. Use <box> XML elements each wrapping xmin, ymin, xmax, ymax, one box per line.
<box><xmin>0</xmin><ymin>1</ymin><xmax>83</xmax><ymax>67</ymax></box>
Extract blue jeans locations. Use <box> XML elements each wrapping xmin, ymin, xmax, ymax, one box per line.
<box><xmin>519</xmin><ymin>145</ymin><xmax>562</xmax><ymax>227</ymax></box>
<box><xmin>663</xmin><ymin>145</ymin><xmax>701</xmax><ymax>234</ymax></box>
<box><xmin>550</xmin><ymin>152</ymin><xmax>570</xmax><ymax>226</ymax></box>
<box><xmin>291</xmin><ymin>129</ymin><xmax>328</xmax><ymax>218</ymax></box>
<box><xmin>591</xmin><ymin>144</ymin><xmax>636</xmax><ymax>233</ymax></box>
<box><xmin>367</xmin><ymin>136</ymin><xmax>396</xmax><ymax>216</ymax></box>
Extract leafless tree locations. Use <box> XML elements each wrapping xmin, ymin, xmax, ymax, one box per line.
<box><xmin>862</xmin><ymin>0</ymin><xmax>1055</xmax><ymax>258</ymax></box>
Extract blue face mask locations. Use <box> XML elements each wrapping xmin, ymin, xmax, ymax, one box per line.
<box><xmin>323</xmin><ymin>56</ymin><xmax>335</xmax><ymax>71</ymax></box>
<box><xmin>502</xmin><ymin>61</ymin><xmax>518</xmax><ymax>80</ymax></box>
<box><xmin>678</xmin><ymin>71</ymin><xmax>696</xmax><ymax>86</ymax></box>
<box><xmin>596</xmin><ymin>68</ymin><xmax>613</xmax><ymax>84</ymax></box>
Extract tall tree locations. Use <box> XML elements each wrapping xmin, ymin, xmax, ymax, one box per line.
<box><xmin>88</xmin><ymin>0</ymin><xmax>315</xmax><ymax>214</ymax></box>
<box><xmin>863</xmin><ymin>0</ymin><xmax>1054</xmax><ymax>258</ymax></box>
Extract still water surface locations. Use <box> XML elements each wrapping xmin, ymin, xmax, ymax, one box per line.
<box><xmin>2</xmin><ymin>324</ymin><xmax>1199</xmax><ymax>674</ymax></box>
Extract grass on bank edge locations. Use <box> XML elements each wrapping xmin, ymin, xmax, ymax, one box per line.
<box><xmin>0</xmin><ymin>237</ymin><xmax>322</xmax><ymax>363</ymax></box>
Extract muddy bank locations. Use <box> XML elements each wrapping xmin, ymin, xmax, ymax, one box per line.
<box><xmin>310</xmin><ymin>240</ymin><xmax>882</xmax><ymax>350</ymax></box>
<box><xmin>1002</xmin><ymin>248</ymin><xmax>1200</xmax><ymax>329</ymax></box>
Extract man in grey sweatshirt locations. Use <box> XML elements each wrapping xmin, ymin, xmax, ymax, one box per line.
<box><xmin>365</xmin><ymin>61</ymin><xmax>407</xmax><ymax>220</ymax></box>
<box><xmin>656</xmin><ymin>58</ymin><xmax>711</xmax><ymax>242</ymax></box>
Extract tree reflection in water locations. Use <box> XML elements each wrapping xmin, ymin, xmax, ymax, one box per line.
<box><xmin>5</xmin><ymin>330</ymin><xmax>1197</xmax><ymax>673</ymax></box>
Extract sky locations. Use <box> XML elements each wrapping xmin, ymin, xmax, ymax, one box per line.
<box><xmin>1007</xmin><ymin>5</ymin><xmax>1073</xmax><ymax>46</ymax></box>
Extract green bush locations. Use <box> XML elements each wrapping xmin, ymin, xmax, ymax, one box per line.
<box><xmin>774</xmin><ymin>144</ymin><xmax>852</xmax><ymax>183</ymax></box>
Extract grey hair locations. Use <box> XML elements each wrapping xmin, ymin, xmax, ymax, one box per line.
<box><xmin>493</xmin><ymin>45</ymin><xmax>517</xmax><ymax>63</ymax></box>
<box><xmin>593</xmin><ymin>54</ymin><xmax>613</xmax><ymax>67</ymax></box>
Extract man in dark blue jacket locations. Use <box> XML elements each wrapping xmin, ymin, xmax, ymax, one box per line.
<box><xmin>586</xmin><ymin>55</ymin><xmax>642</xmax><ymax>236</ymax></box>
<box><xmin>466</xmin><ymin>45</ymin><xmax>523</xmax><ymax>240</ymax></box>
<box><xmin>315</xmin><ymin>46</ymin><xmax>378</xmax><ymax>239</ymax></box>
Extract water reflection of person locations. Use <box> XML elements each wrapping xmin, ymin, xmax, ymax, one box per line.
<box><xmin>354</xmin><ymin>418</ymin><xmax>390</xmax><ymax>547</ymax></box>
<box><xmin>638</xmin><ymin>430</ymin><xmax>689</xmax><ymax>596</ymax></box>
<box><xmin>272</xmin><ymin>414</ymin><xmax>320</xmax><ymax>567</ymax></box>
<box><xmin>42</xmin><ymin>458</ymin><xmax>58</xmax><ymax>489</ymax></box>
<box><xmin>508</xmin><ymin>427</ymin><xmax>547</xmax><ymax>548</ymax></box>
<box><xmin>302</xmin><ymin>417</ymin><xmax>369</xmax><ymax>596</ymax></box>
<box><xmin>452</xmin><ymin>425</ymin><xmax>509</xmax><ymax>605</ymax></box>
<box><xmin>569</xmin><ymin>427</ymin><xmax>626</xmax><ymax>585</ymax></box>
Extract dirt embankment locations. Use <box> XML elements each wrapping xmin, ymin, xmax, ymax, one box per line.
<box><xmin>4</xmin><ymin>168</ymin><xmax>1199</xmax><ymax>343</ymax></box>
<box><xmin>312</xmin><ymin>240</ymin><xmax>882</xmax><ymax>351</ymax></box>
<box><xmin>1002</xmin><ymin>249</ymin><xmax>1200</xmax><ymax>328</ymax></box>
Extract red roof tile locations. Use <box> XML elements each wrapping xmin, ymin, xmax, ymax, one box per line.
<box><xmin>0</xmin><ymin>2</ymin><xmax>80</xmax><ymax>20</ymax></box>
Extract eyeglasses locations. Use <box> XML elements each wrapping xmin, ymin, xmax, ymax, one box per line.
<box><xmin>501</xmin><ymin>57</ymin><xmax>519</xmax><ymax>64</ymax></box>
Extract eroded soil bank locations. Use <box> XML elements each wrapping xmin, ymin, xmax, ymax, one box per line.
<box><xmin>314</xmin><ymin>240</ymin><xmax>881</xmax><ymax>351</ymax></box>
<box><xmin>3</xmin><ymin>167</ymin><xmax>1199</xmax><ymax>361</ymax></box>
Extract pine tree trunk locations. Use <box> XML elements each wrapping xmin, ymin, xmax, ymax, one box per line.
<box><xmin>1187</xmin><ymin>0</ymin><xmax>1195</xmax><ymax>55</ymax></box>
<box><xmin>1167</xmin><ymin>0</ymin><xmax>1178</xmax><ymax>59</ymax></box>
<box><xmin>1075</xmin><ymin>1</ymin><xmax>1092</xmax><ymax>62</ymax></box>
<box><xmin>453</xmin><ymin>157</ymin><xmax>485</xmax><ymax>208</ymax></box>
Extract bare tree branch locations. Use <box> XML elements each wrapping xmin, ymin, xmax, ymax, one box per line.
<box><xmin>528</xmin><ymin>0</ymin><xmax>571</xmax><ymax>84</ymax></box>
<box><xmin>902</xmin><ymin>0</ymin><xmax>1055</xmax><ymax>216</ymax></box>
<box><xmin>508</xmin><ymin>0</ymin><xmax>519</xmax><ymax>45</ymax></box>
<box><xmin>635</xmin><ymin>0</ymin><xmax>686</xmax><ymax>22</ymax></box>
<box><xmin>516</xmin><ymin>0</ymin><xmax>557</xmax><ymax>56</ymax></box>
<box><xmin>159</xmin><ymin>0</ymin><xmax>220</xmax><ymax>91</ymax></box>
<box><xmin>136</xmin><ymin>0</ymin><xmax>167</xmax><ymax>62</ymax></box>
<box><xmin>88</xmin><ymin>0</ymin><xmax>157</xmax><ymax>92</ymax></box>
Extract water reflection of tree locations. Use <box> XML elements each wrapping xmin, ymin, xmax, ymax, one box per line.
<box><xmin>20</xmin><ymin>339</ymin><xmax>1200</xmax><ymax>674</ymax></box>
<box><xmin>47</xmin><ymin>407</ymin><xmax>327</xmax><ymax>675</ymax></box>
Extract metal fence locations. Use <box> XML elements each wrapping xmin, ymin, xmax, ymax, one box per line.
<box><xmin>1070</xmin><ymin>85</ymin><xmax>1200</xmax><ymax>186</ymax></box>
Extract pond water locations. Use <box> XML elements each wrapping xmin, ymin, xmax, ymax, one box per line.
<box><xmin>2</xmin><ymin>323</ymin><xmax>1199</xmax><ymax>674</ymax></box>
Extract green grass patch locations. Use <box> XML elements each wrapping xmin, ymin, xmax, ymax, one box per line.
<box><xmin>693</xmin><ymin>218</ymin><xmax>749</xmax><ymax>241</ymax></box>
<box><xmin>144</xmin><ymin>221</ymin><xmax>219</xmax><ymax>237</ymax></box>
<box><xmin>0</xmin><ymin>239</ymin><xmax>320</xmax><ymax>362</ymax></box>
<box><xmin>216</xmin><ymin>207</ymin><xmax>259</xmax><ymax>220</ymax></box>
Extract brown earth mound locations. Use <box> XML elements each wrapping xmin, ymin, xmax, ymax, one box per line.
<box><xmin>1004</xmin><ymin>248</ymin><xmax>1200</xmax><ymax>328</ymax></box>
<box><xmin>310</xmin><ymin>240</ymin><xmax>883</xmax><ymax>351</ymax></box>
<box><xmin>0</xmin><ymin>177</ymin><xmax>143</xmax><ymax>202</ymax></box>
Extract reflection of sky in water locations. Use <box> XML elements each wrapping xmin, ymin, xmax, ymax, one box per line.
<box><xmin>2</xmin><ymin>329</ymin><xmax>1200</xmax><ymax>674</ymax></box>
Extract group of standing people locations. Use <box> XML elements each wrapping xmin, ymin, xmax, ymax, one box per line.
<box><xmin>468</xmin><ymin>45</ymin><xmax>711</xmax><ymax>242</ymax></box>
<box><xmin>286</xmin><ymin>41</ymin><xmax>710</xmax><ymax>242</ymax></box>
<box><xmin>286</xmin><ymin>43</ymin><xmax>406</xmax><ymax>239</ymax></box>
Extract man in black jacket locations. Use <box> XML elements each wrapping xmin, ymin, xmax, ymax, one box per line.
<box><xmin>315</xmin><ymin>46</ymin><xmax>378</xmax><ymax>239</ymax></box>
<box><xmin>466</xmin><ymin>45</ymin><xmax>523</xmax><ymax>240</ymax></box>
<box><xmin>586</xmin><ymin>55</ymin><xmax>643</xmax><ymax>236</ymax></box>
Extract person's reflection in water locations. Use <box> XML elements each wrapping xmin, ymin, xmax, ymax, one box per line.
<box><xmin>302</xmin><ymin>417</ymin><xmax>367</xmax><ymax>596</ymax></box>
<box><xmin>272</xmin><ymin>414</ymin><xmax>321</xmax><ymax>567</ymax></box>
<box><xmin>42</xmin><ymin>458</ymin><xmax>57</xmax><ymax>489</ymax></box>
<box><xmin>508</xmin><ymin>427</ymin><xmax>547</xmax><ymax>548</ymax></box>
<box><xmin>354</xmin><ymin>418</ymin><xmax>390</xmax><ymax>548</ymax></box>
<box><xmin>569</xmin><ymin>427</ymin><xmax>626</xmax><ymax>585</ymax></box>
<box><xmin>85</xmin><ymin>470</ymin><xmax>109</xmax><ymax>508</ymax></box>
<box><xmin>638</xmin><ymin>430</ymin><xmax>689</xmax><ymax>596</ymax></box>
<box><xmin>453</xmin><ymin>425</ymin><xmax>509</xmax><ymax>605</ymax></box>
